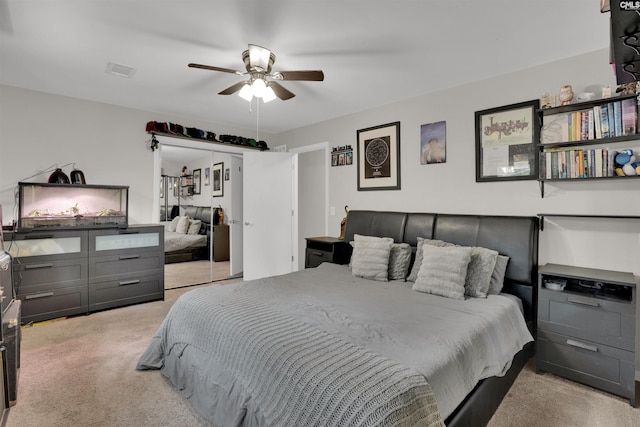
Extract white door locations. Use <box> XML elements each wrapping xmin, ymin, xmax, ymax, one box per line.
<box><xmin>228</xmin><ymin>156</ymin><xmax>243</xmax><ymax>277</ymax></box>
<box><xmin>243</xmin><ymin>151</ymin><xmax>293</xmax><ymax>281</ymax></box>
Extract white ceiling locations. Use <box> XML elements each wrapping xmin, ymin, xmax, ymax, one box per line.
<box><xmin>0</xmin><ymin>1</ymin><xmax>611</xmax><ymax>135</ymax></box>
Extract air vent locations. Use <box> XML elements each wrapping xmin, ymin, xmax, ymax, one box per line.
<box><xmin>105</xmin><ymin>62</ymin><xmax>136</xmax><ymax>78</ymax></box>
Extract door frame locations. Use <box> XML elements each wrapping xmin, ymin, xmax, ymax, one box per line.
<box><xmin>290</xmin><ymin>142</ymin><xmax>330</xmax><ymax>271</ymax></box>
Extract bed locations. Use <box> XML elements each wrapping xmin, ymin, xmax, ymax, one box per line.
<box><xmin>138</xmin><ymin>210</ymin><xmax>539</xmax><ymax>426</ymax></box>
<box><xmin>161</xmin><ymin>205</ymin><xmax>212</xmax><ymax>264</ymax></box>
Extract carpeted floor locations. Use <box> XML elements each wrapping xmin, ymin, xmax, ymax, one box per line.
<box><xmin>4</xmin><ymin>281</ymin><xmax>640</xmax><ymax>427</ymax></box>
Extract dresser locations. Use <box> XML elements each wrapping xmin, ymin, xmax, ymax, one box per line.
<box><xmin>537</xmin><ymin>263</ymin><xmax>637</xmax><ymax>406</ymax></box>
<box><xmin>8</xmin><ymin>225</ymin><xmax>164</xmax><ymax>324</ymax></box>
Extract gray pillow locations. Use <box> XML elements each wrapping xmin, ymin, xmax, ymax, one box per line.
<box><xmin>351</xmin><ymin>234</ymin><xmax>393</xmax><ymax>281</ymax></box>
<box><xmin>419</xmin><ymin>239</ymin><xmax>497</xmax><ymax>298</ymax></box>
<box><xmin>488</xmin><ymin>255</ymin><xmax>510</xmax><ymax>295</ymax></box>
<box><xmin>412</xmin><ymin>245</ymin><xmax>471</xmax><ymax>300</ymax></box>
<box><xmin>388</xmin><ymin>243</ymin><xmax>412</xmax><ymax>280</ymax></box>
<box><xmin>176</xmin><ymin>216</ymin><xmax>190</xmax><ymax>234</ymax></box>
<box><xmin>187</xmin><ymin>219</ymin><xmax>202</xmax><ymax>235</ymax></box>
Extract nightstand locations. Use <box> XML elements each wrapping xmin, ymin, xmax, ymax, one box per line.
<box><xmin>536</xmin><ymin>263</ymin><xmax>637</xmax><ymax>406</ymax></box>
<box><xmin>305</xmin><ymin>237</ymin><xmax>351</xmax><ymax>268</ymax></box>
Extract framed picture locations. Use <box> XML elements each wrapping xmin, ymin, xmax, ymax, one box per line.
<box><xmin>193</xmin><ymin>169</ymin><xmax>201</xmax><ymax>195</ymax></box>
<box><xmin>357</xmin><ymin>121</ymin><xmax>401</xmax><ymax>191</ymax></box>
<box><xmin>204</xmin><ymin>167</ymin><xmax>210</xmax><ymax>186</ymax></box>
<box><xmin>475</xmin><ymin>100</ymin><xmax>539</xmax><ymax>182</ymax></box>
<box><xmin>212</xmin><ymin>162</ymin><xmax>224</xmax><ymax>197</ymax></box>
<box><xmin>420</xmin><ymin>121</ymin><xmax>446</xmax><ymax>164</ymax></box>
<box><xmin>224</xmin><ymin>168</ymin><xmax>230</xmax><ymax>181</ymax></box>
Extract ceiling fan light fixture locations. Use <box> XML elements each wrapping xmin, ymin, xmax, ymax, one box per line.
<box><xmin>238</xmin><ymin>83</ymin><xmax>253</xmax><ymax>101</ymax></box>
<box><xmin>262</xmin><ymin>86</ymin><xmax>277</xmax><ymax>103</ymax></box>
<box><xmin>251</xmin><ymin>78</ymin><xmax>267</xmax><ymax>98</ymax></box>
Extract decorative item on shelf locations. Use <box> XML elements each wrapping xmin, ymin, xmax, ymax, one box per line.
<box><xmin>602</xmin><ymin>84</ymin><xmax>612</xmax><ymax>98</ymax></box>
<box><xmin>558</xmin><ymin>85</ymin><xmax>574</xmax><ymax>105</ymax></box>
<box><xmin>331</xmin><ymin>145</ymin><xmax>353</xmax><ymax>167</ymax></box>
<box><xmin>540</xmin><ymin>93</ymin><xmax>556</xmax><ymax>109</ymax></box>
<box><xmin>48</xmin><ymin>168</ymin><xmax>70</xmax><ymax>184</ymax></box>
<box><xmin>575</xmin><ymin>92</ymin><xmax>596</xmax><ymax>102</ymax></box>
<box><xmin>338</xmin><ymin>205</ymin><xmax>349</xmax><ymax>240</ymax></box>
<box><xmin>614</xmin><ymin>149</ymin><xmax>640</xmax><ymax>176</ymax></box>
<box><xmin>149</xmin><ymin>133</ymin><xmax>159</xmax><ymax>151</ymax></box>
<box><xmin>70</xmin><ymin>165</ymin><xmax>86</xmax><ymax>184</ymax></box>
<box><xmin>181</xmin><ymin>166</ymin><xmax>190</xmax><ymax>176</ymax></box>
<box><xmin>616</xmin><ymin>81</ymin><xmax>640</xmax><ymax>95</ymax></box>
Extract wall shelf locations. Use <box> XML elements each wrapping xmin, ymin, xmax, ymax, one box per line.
<box><xmin>537</xmin><ymin>213</ymin><xmax>640</xmax><ymax>231</ymax></box>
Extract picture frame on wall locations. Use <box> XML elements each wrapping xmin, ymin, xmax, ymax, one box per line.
<box><xmin>356</xmin><ymin>121</ymin><xmax>401</xmax><ymax>191</ymax></box>
<box><xmin>212</xmin><ymin>162</ymin><xmax>224</xmax><ymax>197</ymax></box>
<box><xmin>204</xmin><ymin>167</ymin><xmax>210</xmax><ymax>186</ymax></box>
<box><xmin>475</xmin><ymin>100</ymin><xmax>539</xmax><ymax>182</ymax></box>
<box><xmin>193</xmin><ymin>169</ymin><xmax>201</xmax><ymax>195</ymax></box>
<box><xmin>420</xmin><ymin>121</ymin><xmax>446</xmax><ymax>164</ymax></box>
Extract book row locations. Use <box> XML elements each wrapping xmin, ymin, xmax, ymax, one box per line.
<box><xmin>540</xmin><ymin>98</ymin><xmax>638</xmax><ymax>144</ymax></box>
<box><xmin>540</xmin><ymin>148</ymin><xmax>629</xmax><ymax>180</ymax></box>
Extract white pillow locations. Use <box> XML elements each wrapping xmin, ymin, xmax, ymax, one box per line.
<box><xmin>176</xmin><ymin>216</ymin><xmax>190</xmax><ymax>234</ymax></box>
<box><xmin>488</xmin><ymin>255</ymin><xmax>510</xmax><ymax>295</ymax></box>
<box><xmin>167</xmin><ymin>216</ymin><xmax>180</xmax><ymax>232</ymax></box>
<box><xmin>388</xmin><ymin>243</ymin><xmax>412</xmax><ymax>280</ymax></box>
<box><xmin>187</xmin><ymin>219</ymin><xmax>202</xmax><ymax>235</ymax></box>
<box><xmin>412</xmin><ymin>245</ymin><xmax>471</xmax><ymax>300</ymax></box>
<box><xmin>351</xmin><ymin>234</ymin><xmax>393</xmax><ymax>281</ymax></box>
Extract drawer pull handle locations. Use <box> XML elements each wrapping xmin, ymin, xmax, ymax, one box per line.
<box><xmin>567</xmin><ymin>297</ymin><xmax>599</xmax><ymax>307</ymax></box>
<box><xmin>312</xmin><ymin>251</ymin><xmax>324</xmax><ymax>256</ymax></box>
<box><xmin>119</xmin><ymin>231</ymin><xmax>140</xmax><ymax>235</ymax></box>
<box><xmin>25</xmin><ymin>263</ymin><xmax>54</xmax><ymax>270</ymax></box>
<box><xmin>24</xmin><ymin>234</ymin><xmax>54</xmax><ymax>239</ymax></box>
<box><xmin>25</xmin><ymin>292</ymin><xmax>54</xmax><ymax>300</ymax></box>
<box><xmin>119</xmin><ymin>255</ymin><xmax>140</xmax><ymax>260</ymax></box>
<box><xmin>566</xmin><ymin>339</ymin><xmax>598</xmax><ymax>352</ymax></box>
<box><xmin>119</xmin><ymin>280</ymin><xmax>140</xmax><ymax>286</ymax></box>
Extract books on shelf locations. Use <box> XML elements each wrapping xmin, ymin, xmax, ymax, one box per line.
<box><xmin>540</xmin><ymin>147</ymin><xmax>620</xmax><ymax>179</ymax></box>
<box><xmin>540</xmin><ymin>97</ymin><xmax>638</xmax><ymax>144</ymax></box>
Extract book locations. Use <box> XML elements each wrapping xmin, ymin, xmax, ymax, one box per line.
<box><xmin>541</xmin><ymin>113</ymin><xmax>569</xmax><ymax>144</ymax></box>
<box><xmin>600</xmin><ymin>104</ymin><xmax>610</xmax><ymax>138</ymax></box>
<box><xmin>594</xmin><ymin>148</ymin><xmax>603</xmax><ymax>177</ymax></box>
<box><xmin>593</xmin><ymin>106</ymin><xmax>602</xmax><ymax>139</ymax></box>
<box><xmin>621</xmin><ymin>98</ymin><xmax>637</xmax><ymax>136</ymax></box>
<box><xmin>613</xmin><ymin>101</ymin><xmax>622</xmax><ymax>137</ymax></box>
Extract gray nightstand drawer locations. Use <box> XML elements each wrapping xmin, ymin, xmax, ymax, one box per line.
<box><xmin>537</xmin><ymin>330</ymin><xmax>635</xmax><ymax>402</ymax></box>
<box><xmin>538</xmin><ymin>288</ymin><xmax>635</xmax><ymax>351</ymax></box>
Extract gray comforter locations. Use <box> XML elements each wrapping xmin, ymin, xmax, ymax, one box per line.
<box><xmin>137</xmin><ymin>263</ymin><xmax>533</xmax><ymax>425</ymax></box>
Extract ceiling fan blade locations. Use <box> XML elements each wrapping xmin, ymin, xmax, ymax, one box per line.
<box><xmin>269</xmin><ymin>81</ymin><xmax>295</xmax><ymax>100</ymax></box>
<box><xmin>276</xmin><ymin>70</ymin><xmax>324</xmax><ymax>81</ymax></box>
<box><xmin>218</xmin><ymin>81</ymin><xmax>247</xmax><ymax>95</ymax></box>
<box><xmin>188</xmin><ymin>63</ymin><xmax>243</xmax><ymax>75</ymax></box>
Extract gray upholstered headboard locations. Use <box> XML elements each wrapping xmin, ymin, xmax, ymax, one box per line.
<box><xmin>343</xmin><ymin>210</ymin><xmax>539</xmax><ymax>327</ymax></box>
<box><xmin>183</xmin><ymin>206</ymin><xmax>213</xmax><ymax>225</ymax></box>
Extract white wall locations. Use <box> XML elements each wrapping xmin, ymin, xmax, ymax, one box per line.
<box><xmin>278</xmin><ymin>49</ymin><xmax>640</xmax><ymax>276</ymax></box>
<box><xmin>0</xmin><ymin>84</ymin><xmax>273</xmax><ymax>226</ymax></box>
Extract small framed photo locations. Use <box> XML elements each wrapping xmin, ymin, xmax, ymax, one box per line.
<box><xmin>192</xmin><ymin>169</ymin><xmax>201</xmax><ymax>195</ymax></box>
<box><xmin>224</xmin><ymin>168</ymin><xmax>230</xmax><ymax>181</ymax></box>
<box><xmin>357</xmin><ymin>121</ymin><xmax>401</xmax><ymax>191</ymax></box>
<box><xmin>420</xmin><ymin>121</ymin><xmax>446</xmax><ymax>164</ymax></box>
<box><xmin>212</xmin><ymin>162</ymin><xmax>224</xmax><ymax>197</ymax></box>
<box><xmin>204</xmin><ymin>167</ymin><xmax>210</xmax><ymax>186</ymax></box>
<box><xmin>475</xmin><ymin>100</ymin><xmax>539</xmax><ymax>182</ymax></box>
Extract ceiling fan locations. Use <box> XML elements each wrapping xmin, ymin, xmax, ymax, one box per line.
<box><xmin>188</xmin><ymin>44</ymin><xmax>324</xmax><ymax>102</ymax></box>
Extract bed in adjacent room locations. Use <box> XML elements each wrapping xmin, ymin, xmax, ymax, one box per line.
<box><xmin>138</xmin><ymin>210</ymin><xmax>539</xmax><ymax>427</ymax></box>
<box><xmin>161</xmin><ymin>205</ymin><xmax>212</xmax><ymax>264</ymax></box>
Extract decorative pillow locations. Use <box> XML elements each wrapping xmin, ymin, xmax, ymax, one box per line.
<box><xmin>167</xmin><ymin>216</ymin><xmax>180</xmax><ymax>232</ymax></box>
<box><xmin>412</xmin><ymin>245</ymin><xmax>471</xmax><ymax>300</ymax></box>
<box><xmin>176</xmin><ymin>216</ymin><xmax>190</xmax><ymax>234</ymax></box>
<box><xmin>418</xmin><ymin>239</ymin><xmax>497</xmax><ymax>298</ymax></box>
<box><xmin>388</xmin><ymin>243</ymin><xmax>412</xmax><ymax>280</ymax></box>
<box><xmin>351</xmin><ymin>234</ymin><xmax>393</xmax><ymax>281</ymax></box>
<box><xmin>488</xmin><ymin>255</ymin><xmax>510</xmax><ymax>295</ymax></box>
<box><xmin>464</xmin><ymin>246</ymin><xmax>498</xmax><ymax>298</ymax></box>
<box><xmin>406</xmin><ymin>237</ymin><xmax>450</xmax><ymax>282</ymax></box>
<box><xmin>187</xmin><ymin>219</ymin><xmax>202</xmax><ymax>235</ymax></box>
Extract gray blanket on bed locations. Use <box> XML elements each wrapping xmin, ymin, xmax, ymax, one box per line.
<box><xmin>138</xmin><ymin>288</ymin><xmax>444</xmax><ymax>427</ymax></box>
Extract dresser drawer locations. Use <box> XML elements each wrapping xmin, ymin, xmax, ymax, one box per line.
<box><xmin>89</xmin><ymin>227</ymin><xmax>163</xmax><ymax>257</ymax></box>
<box><xmin>538</xmin><ymin>288</ymin><xmax>635</xmax><ymax>351</ymax></box>
<box><xmin>13</xmin><ymin>258</ymin><xmax>88</xmax><ymax>295</ymax></box>
<box><xmin>89</xmin><ymin>273</ymin><xmax>163</xmax><ymax>311</ymax></box>
<box><xmin>537</xmin><ymin>330</ymin><xmax>635</xmax><ymax>402</ymax></box>
<box><xmin>305</xmin><ymin>249</ymin><xmax>333</xmax><ymax>268</ymax></box>
<box><xmin>18</xmin><ymin>284</ymin><xmax>88</xmax><ymax>324</ymax></box>
<box><xmin>7</xmin><ymin>230</ymin><xmax>87</xmax><ymax>262</ymax></box>
<box><xmin>89</xmin><ymin>251</ymin><xmax>163</xmax><ymax>284</ymax></box>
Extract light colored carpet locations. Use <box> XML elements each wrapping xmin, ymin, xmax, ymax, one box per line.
<box><xmin>164</xmin><ymin>260</ymin><xmax>231</xmax><ymax>289</ymax></box>
<box><xmin>5</xmin><ymin>284</ymin><xmax>639</xmax><ymax>427</ymax></box>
